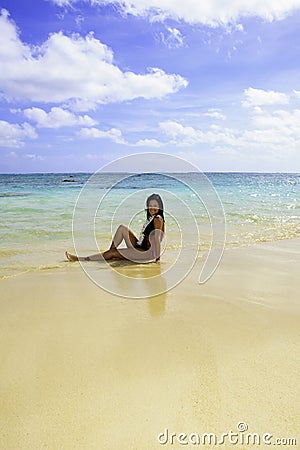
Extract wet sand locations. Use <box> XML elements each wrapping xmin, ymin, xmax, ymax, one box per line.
<box><xmin>0</xmin><ymin>239</ymin><xmax>299</xmax><ymax>449</ymax></box>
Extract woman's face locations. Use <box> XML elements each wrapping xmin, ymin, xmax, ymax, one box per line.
<box><xmin>148</xmin><ymin>199</ymin><xmax>159</xmax><ymax>216</ymax></box>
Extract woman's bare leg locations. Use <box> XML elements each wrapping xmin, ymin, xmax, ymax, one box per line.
<box><xmin>66</xmin><ymin>249</ymin><xmax>117</xmax><ymax>262</ymax></box>
<box><xmin>109</xmin><ymin>225</ymin><xmax>137</xmax><ymax>250</ymax></box>
<box><xmin>111</xmin><ymin>247</ymin><xmax>153</xmax><ymax>262</ymax></box>
<box><xmin>85</xmin><ymin>247</ymin><xmax>152</xmax><ymax>262</ymax></box>
<box><xmin>66</xmin><ymin>225</ymin><xmax>138</xmax><ymax>262</ymax></box>
<box><xmin>65</xmin><ymin>251</ymin><xmax>94</xmax><ymax>262</ymax></box>
<box><xmin>66</xmin><ymin>247</ymin><xmax>153</xmax><ymax>262</ymax></box>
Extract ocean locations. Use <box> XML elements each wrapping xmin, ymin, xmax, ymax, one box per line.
<box><xmin>1</xmin><ymin>172</ymin><xmax>299</xmax><ymax>279</ymax></box>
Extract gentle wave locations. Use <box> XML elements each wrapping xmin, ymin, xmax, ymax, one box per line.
<box><xmin>0</xmin><ymin>264</ymin><xmax>68</xmax><ymax>280</ymax></box>
<box><xmin>0</xmin><ymin>192</ymin><xmax>31</xmax><ymax>197</ymax></box>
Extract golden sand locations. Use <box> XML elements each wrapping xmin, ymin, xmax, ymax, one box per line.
<box><xmin>0</xmin><ymin>239</ymin><xmax>299</xmax><ymax>449</ymax></box>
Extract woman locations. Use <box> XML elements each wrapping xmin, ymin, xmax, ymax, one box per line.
<box><xmin>65</xmin><ymin>193</ymin><xmax>165</xmax><ymax>263</ymax></box>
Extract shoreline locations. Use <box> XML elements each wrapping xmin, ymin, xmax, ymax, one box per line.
<box><xmin>0</xmin><ymin>236</ymin><xmax>299</xmax><ymax>449</ymax></box>
<box><xmin>1</xmin><ymin>233</ymin><xmax>300</xmax><ymax>282</ymax></box>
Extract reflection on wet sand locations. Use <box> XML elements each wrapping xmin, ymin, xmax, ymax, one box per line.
<box><xmin>110</xmin><ymin>261</ymin><xmax>167</xmax><ymax>316</ymax></box>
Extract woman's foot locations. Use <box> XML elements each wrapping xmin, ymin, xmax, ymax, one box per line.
<box><xmin>65</xmin><ymin>251</ymin><xmax>78</xmax><ymax>262</ymax></box>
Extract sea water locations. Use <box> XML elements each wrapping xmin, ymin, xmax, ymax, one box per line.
<box><xmin>0</xmin><ymin>172</ymin><xmax>299</xmax><ymax>279</ymax></box>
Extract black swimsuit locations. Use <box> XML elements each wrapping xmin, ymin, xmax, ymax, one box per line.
<box><xmin>136</xmin><ymin>214</ymin><xmax>163</xmax><ymax>250</ymax></box>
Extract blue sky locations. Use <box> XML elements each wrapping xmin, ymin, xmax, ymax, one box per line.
<box><xmin>1</xmin><ymin>0</ymin><xmax>300</xmax><ymax>172</ymax></box>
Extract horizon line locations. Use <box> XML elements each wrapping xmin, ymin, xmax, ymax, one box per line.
<box><xmin>1</xmin><ymin>171</ymin><xmax>300</xmax><ymax>175</ymax></box>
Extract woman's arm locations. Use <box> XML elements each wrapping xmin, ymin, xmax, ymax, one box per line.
<box><xmin>151</xmin><ymin>216</ymin><xmax>164</xmax><ymax>262</ymax></box>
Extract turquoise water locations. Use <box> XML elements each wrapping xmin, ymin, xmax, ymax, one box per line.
<box><xmin>0</xmin><ymin>172</ymin><xmax>299</xmax><ymax>279</ymax></box>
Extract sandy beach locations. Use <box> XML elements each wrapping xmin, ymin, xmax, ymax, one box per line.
<box><xmin>2</xmin><ymin>0</ymin><xmax>300</xmax><ymax>447</ymax></box>
<box><xmin>0</xmin><ymin>238</ymin><xmax>299</xmax><ymax>449</ymax></box>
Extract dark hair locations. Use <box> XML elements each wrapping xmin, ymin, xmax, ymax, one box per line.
<box><xmin>146</xmin><ymin>193</ymin><xmax>165</xmax><ymax>221</ymax></box>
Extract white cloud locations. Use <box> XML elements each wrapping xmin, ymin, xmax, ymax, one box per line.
<box><xmin>159</xmin><ymin>120</ymin><xmax>238</xmax><ymax>146</ymax></box>
<box><xmin>157</xmin><ymin>105</ymin><xmax>300</xmax><ymax>153</ymax></box>
<box><xmin>24</xmin><ymin>153</ymin><xmax>45</xmax><ymax>160</ymax></box>
<box><xmin>204</xmin><ymin>109</ymin><xmax>226</xmax><ymax>120</ymax></box>
<box><xmin>243</xmin><ymin>87</ymin><xmax>289</xmax><ymax>107</ymax></box>
<box><xmin>79</xmin><ymin>127</ymin><xmax>165</xmax><ymax>147</ymax></box>
<box><xmin>78</xmin><ymin>127</ymin><xmax>126</xmax><ymax>144</ymax></box>
<box><xmin>50</xmin><ymin>0</ymin><xmax>300</xmax><ymax>25</ymax></box>
<box><xmin>160</xmin><ymin>120</ymin><xmax>204</xmax><ymax>145</ymax></box>
<box><xmin>0</xmin><ymin>120</ymin><xmax>37</xmax><ymax>148</ymax></box>
<box><xmin>0</xmin><ymin>10</ymin><xmax>187</xmax><ymax>111</ymax></box>
<box><xmin>52</xmin><ymin>0</ymin><xmax>73</xmax><ymax>5</ymax></box>
<box><xmin>159</xmin><ymin>27</ymin><xmax>184</xmax><ymax>48</ymax></box>
<box><xmin>23</xmin><ymin>107</ymin><xmax>97</xmax><ymax>128</ymax></box>
<box><xmin>293</xmin><ymin>89</ymin><xmax>300</xmax><ymax>98</ymax></box>
<box><xmin>76</xmin><ymin>95</ymin><xmax>300</xmax><ymax>155</ymax></box>
<box><xmin>250</xmin><ymin>108</ymin><xmax>300</xmax><ymax>138</ymax></box>
<box><xmin>134</xmin><ymin>138</ymin><xmax>164</xmax><ymax>147</ymax></box>
<box><xmin>172</xmin><ymin>91</ymin><xmax>300</xmax><ymax>153</ymax></box>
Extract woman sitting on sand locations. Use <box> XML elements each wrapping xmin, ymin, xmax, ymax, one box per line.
<box><xmin>65</xmin><ymin>193</ymin><xmax>165</xmax><ymax>264</ymax></box>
